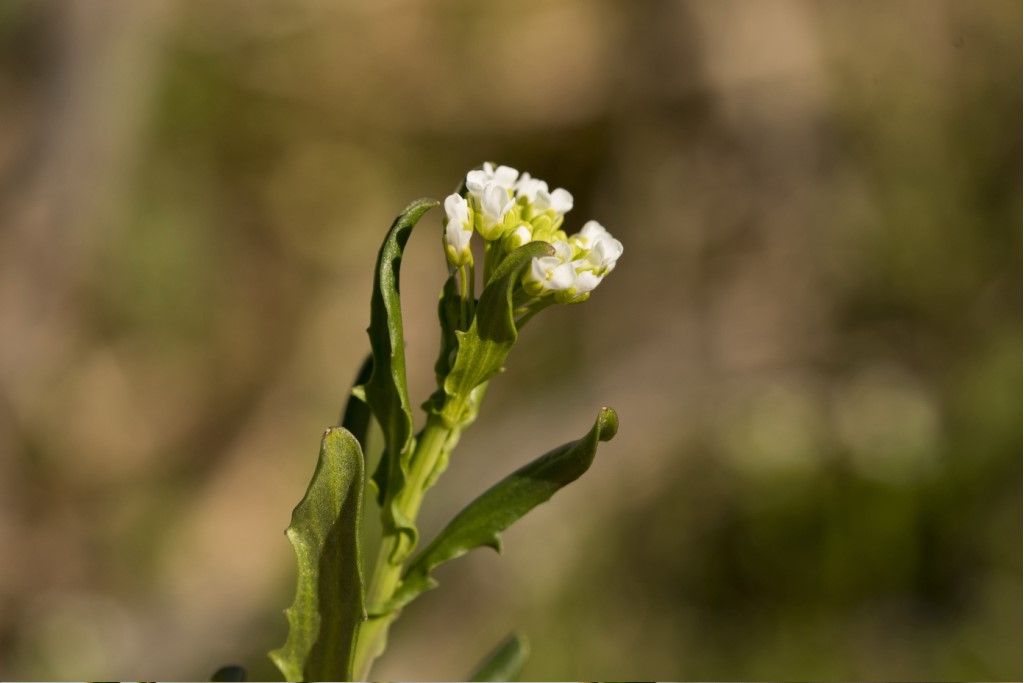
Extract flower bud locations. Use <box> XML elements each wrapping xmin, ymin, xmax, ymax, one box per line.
<box><xmin>443</xmin><ymin>193</ymin><xmax>473</xmax><ymax>266</ymax></box>
<box><xmin>476</xmin><ymin>182</ymin><xmax>516</xmax><ymax>241</ymax></box>
<box><xmin>503</xmin><ymin>224</ymin><xmax>533</xmax><ymax>252</ymax></box>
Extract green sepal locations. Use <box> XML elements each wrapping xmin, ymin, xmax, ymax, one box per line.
<box><xmin>364</xmin><ymin>198</ymin><xmax>438</xmax><ymax>553</ymax></box>
<box><xmin>469</xmin><ymin>633</ymin><xmax>530</xmax><ymax>682</ymax></box>
<box><xmin>269</xmin><ymin>427</ymin><xmax>366</xmax><ymax>682</ymax></box>
<box><xmin>439</xmin><ymin>241</ymin><xmax>553</xmax><ymax>425</ymax></box>
<box><xmin>529</xmin><ymin>214</ymin><xmax>553</xmax><ymax>240</ymax></box>
<box><xmin>381</xmin><ymin>407</ymin><xmax>618</xmax><ymax>613</ymax></box>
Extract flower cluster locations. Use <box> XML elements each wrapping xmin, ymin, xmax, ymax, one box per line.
<box><xmin>443</xmin><ymin>163</ymin><xmax>623</xmax><ymax>303</ymax></box>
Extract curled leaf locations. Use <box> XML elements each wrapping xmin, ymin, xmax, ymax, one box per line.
<box><xmin>364</xmin><ymin>198</ymin><xmax>438</xmax><ymax>554</ymax></box>
<box><xmin>339</xmin><ymin>354</ymin><xmax>374</xmax><ymax>450</ymax></box>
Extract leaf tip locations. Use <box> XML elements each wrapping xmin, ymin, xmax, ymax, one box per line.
<box><xmin>509</xmin><ymin>631</ymin><xmax>530</xmax><ymax>660</ymax></box>
<box><xmin>526</xmin><ymin>239</ymin><xmax>556</xmax><ymax>258</ymax></box>
<box><xmin>596</xmin><ymin>407</ymin><xmax>619</xmax><ymax>441</ymax></box>
<box><xmin>484</xmin><ymin>534</ymin><xmax>503</xmax><ymax>554</ymax></box>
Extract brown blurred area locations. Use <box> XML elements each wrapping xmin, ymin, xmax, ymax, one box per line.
<box><xmin>0</xmin><ymin>0</ymin><xmax>1020</xmax><ymax>679</ymax></box>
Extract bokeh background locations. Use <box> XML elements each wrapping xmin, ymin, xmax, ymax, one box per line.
<box><xmin>0</xmin><ymin>0</ymin><xmax>1020</xmax><ymax>680</ymax></box>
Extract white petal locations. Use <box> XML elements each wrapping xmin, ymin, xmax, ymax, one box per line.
<box><xmin>551</xmin><ymin>239</ymin><xmax>574</xmax><ymax>262</ymax></box>
<box><xmin>573</xmin><ymin>270</ymin><xmax>602</xmax><ymax>293</ymax></box>
<box><xmin>579</xmin><ymin>220</ymin><xmax>607</xmax><ymax>244</ymax></box>
<box><xmin>493</xmin><ymin>165</ymin><xmax>519</xmax><ymax>189</ymax></box>
<box><xmin>602</xmin><ymin>235</ymin><xmax>624</xmax><ymax>261</ymax></box>
<box><xmin>549</xmin><ymin>188</ymin><xmax>574</xmax><ymax>214</ymax></box>
<box><xmin>516</xmin><ymin>176</ymin><xmax>548</xmax><ymax>202</ymax></box>
<box><xmin>482</xmin><ymin>184</ymin><xmax>509</xmax><ymax>221</ymax></box>
<box><xmin>466</xmin><ymin>170</ymin><xmax>489</xmax><ymax>195</ymax></box>
<box><xmin>591</xmin><ymin>234</ymin><xmax>623</xmax><ymax>269</ymax></box>
<box><xmin>548</xmin><ymin>262</ymin><xmax>575</xmax><ymax>290</ymax></box>
<box><xmin>444</xmin><ymin>193</ymin><xmax>469</xmax><ymax>228</ymax></box>
<box><xmin>533</xmin><ymin>188</ymin><xmax>552</xmax><ymax>210</ymax></box>
<box><xmin>445</xmin><ymin>222</ymin><xmax>472</xmax><ymax>252</ymax></box>
<box><xmin>529</xmin><ymin>256</ymin><xmax>556</xmax><ymax>284</ymax></box>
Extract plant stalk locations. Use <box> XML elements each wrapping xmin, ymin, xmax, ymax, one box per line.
<box><xmin>351</xmin><ymin>413</ymin><xmax>453</xmax><ymax>679</ymax></box>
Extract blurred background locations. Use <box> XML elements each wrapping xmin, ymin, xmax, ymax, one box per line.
<box><xmin>0</xmin><ymin>0</ymin><xmax>1020</xmax><ymax>679</ymax></box>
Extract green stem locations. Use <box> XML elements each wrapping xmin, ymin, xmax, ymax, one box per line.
<box><xmin>351</xmin><ymin>378</ymin><xmax>490</xmax><ymax>679</ymax></box>
<box><xmin>484</xmin><ymin>241</ymin><xmax>501</xmax><ymax>282</ymax></box>
<box><xmin>351</xmin><ymin>413</ymin><xmax>453</xmax><ymax>679</ymax></box>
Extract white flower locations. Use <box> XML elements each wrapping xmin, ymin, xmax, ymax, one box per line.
<box><xmin>503</xmin><ymin>224</ymin><xmax>533</xmax><ymax>251</ymax></box>
<box><xmin>514</xmin><ymin>173</ymin><xmax>548</xmax><ymax>202</ymax></box>
<box><xmin>443</xmin><ymin>193</ymin><xmax>473</xmax><ymax>265</ymax></box>
<box><xmin>467</xmin><ymin>163</ymin><xmax>518</xmax><ymax>197</ymax></box>
<box><xmin>571</xmin><ymin>267</ymin><xmax>603</xmax><ymax>294</ymax></box>
<box><xmin>572</xmin><ymin>220</ymin><xmax>623</xmax><ymax>273</ymax></box>
<box><xmin>477</xmin><ymin>182</ymin><xmax>515</xmax><ymax>240</ymax></box>
<box><xmin>588</xmin><ymin>236</ymin><xmax>623</xmax><ymax>272</ymax></box>
<box><xmin>573</xmin><ymin>220</ymin><xmax>606</xmax><ymax>249</ymax></box>
<box><xmin>524</xmin><ymin>255</ymin><xmax>575</xmax><ymax>294</ymax></box>
<box><xmin>534</xmin><ymin>187</ymin><xmax>574</xmax><ymax>215</ymax></box>
<box><xmin>444</xmin><ymin>192</ymin><xmax>471</xmax><ymax>230</ymax></box>
<box><xmin>550</xmin><ymin>239</ymin><xmax>574</xmax><ymax>262</ymax></box>
<box><xmin>522</xmin><ymin>239</ymin><xmax>578</xmax><ymax>296</ymax></box>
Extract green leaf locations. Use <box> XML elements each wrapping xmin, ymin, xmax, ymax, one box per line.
<box><xmin>388</xmin><ymin>407</ymin><xmax>618</xmax><ymax>611</ymax></box>
<box><xmin>363</xmin><ymin>198</ymin><xmax>438</xmax><ymax>549</ymax></box>
<box><xmin>439</xmin><ymin>241</ymin><xmax>553</xmax><ymax>425</ymax></box>
<box><xmin>469</xmin><ymin>633</ymin><xmax>530</xmax><ymax>682</ymax></box>
<box><xmin>269</xmin><ymin>427</ymin><xmax>366</xmax><ymax>682</ymax></box>
<box><xmin>339</xmin><ymin>354</ymin><xmax>373</xmax><ymax>449</ymax></box>
<box><xmin>210</xmin><ymin>665</ymin><xmax>246</xmax><ymax>682</ymax></box>
<box><xmin>337</xmin><ymin>354</ymin><xmax>388</xmax><ymax>504</ymax></box>
<box><xmin>423</xmin><ymin>273</ymin><xmax>462</xmax><ymax>415</ymax></box>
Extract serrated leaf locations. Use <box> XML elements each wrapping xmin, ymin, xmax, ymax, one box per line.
<box><xmin>468</xmin><ymin>633</ymin><xmax>530</xmax><ymax>682</ymax></box>
<box><xmin>364</xmin><ymin>198</ymin><xmax>438</xmax><ymax>544</ymax></box>
<box><xmin>439</xmin><ymin>241</ymin><xmax>553</xmax><ymax>425</ymax></box>
<box><xmin>386</xmin><ymin>407</ymin><xmax>618</xmax><ymax>611</ymax></box>
<box><xmin>269</xmin><ymin>428</ymin><xmax>366</xmax><ymax>682</ymax></box>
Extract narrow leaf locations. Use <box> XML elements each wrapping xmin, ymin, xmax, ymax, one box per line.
<box><xmin>339</xmin><ymin>354</ymin><xmax>374</xmax><ymax>448</ymax></box>
<box><xmin>364</xmin><ymin>198</ymin><xmax>438</xmax><ymax>542</ymax></box>
<box><xmin>469</xmin><ymin>633</ymin><xmax>530</xmax><ymax>682</ymax></box>
<box><xmin>423</xmin><ymin>273</ymin><xmax>462</xmax><ymax>415</ymax></box>
<box><xmin>440</xmin><ymin>241</ymin><xmax>553</xmax><ymax>425</ymax></box>
<box><xmin>387</xmin><ymin>407</ymin><xmax>618</xmax><ymax>611</ymax></box>
<box><xmin>269</xmin><ymin>428</ymin><xmax>366</xmax><ymax>682</ymax></box>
